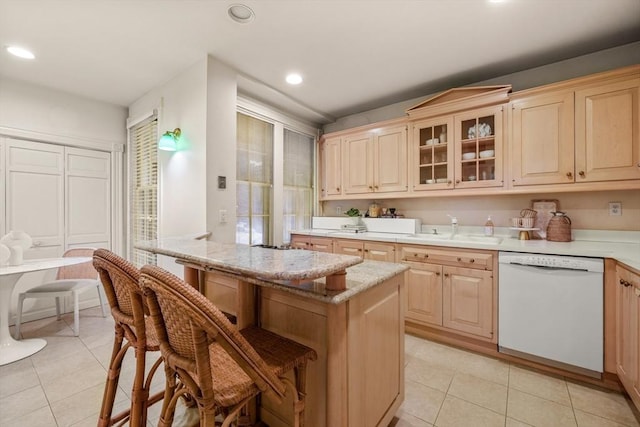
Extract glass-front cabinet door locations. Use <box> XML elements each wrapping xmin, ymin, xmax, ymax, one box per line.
<box><xmin>412</xmin><ymin>117</ymin><xmax>454</xmax><ymax>191</ymax></box>
<box><xmin>454</xmin><ymin>106</ymin><xmax>503</xmax><ymax>188</ymax></box>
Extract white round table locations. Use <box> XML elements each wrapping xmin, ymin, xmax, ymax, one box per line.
<box><xmin>0</xmin><ymin>257</ymin><xmax>92</xmax><ymax>365</ymax></box>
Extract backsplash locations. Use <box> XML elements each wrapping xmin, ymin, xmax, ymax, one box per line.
<box><xmin>320</xmin><ymin>190</ymin><xmax>640</xmax><ymax>231</ymax></box>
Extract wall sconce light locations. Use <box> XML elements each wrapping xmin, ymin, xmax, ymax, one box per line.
<box><xmin>158</xmin><ymin>128</ymin><xmax>181</xmax><ymax>151</ymax></box>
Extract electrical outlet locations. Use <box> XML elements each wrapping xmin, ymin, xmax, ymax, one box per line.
<box><xmin>336</xmin><ymin>206</ymin><xmax>342</xmax><ymax>216</ymax></box>
<box><xmin>608</xmin><ymin>202</ymin><xmax>622</xmax><ymax>216</ymax></box>
<box><xmin>219</xmin><ymin>209</ymin><xmax>227</xmax><ymax>223</ymax></box>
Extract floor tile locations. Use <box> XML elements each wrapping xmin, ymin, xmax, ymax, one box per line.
<box><xmin>435</xmin><ymin>395</ymin><xmax>505</xmax><ymax>427</ymax></box>
<box><xmin>400</xmin><ymin>380</ymin><xmax>446</xmax><ymax>424</ymax></box>
<box><xmin>41</xmin><ymin>359</ymin><xmax>107</xmax><ymax>403</ymax></box>
<box><xmin>505</xmin><ymin>417</ymin><xmax>533</xmax><ymax>427</ymax></box>
<box><xmin>456</xmin><ymin>352</ymin><xmax>510</xmax><ymax>386</ymax></box>
<box><xmin>1</xmin><ymin>405</ymin><xmax>57</xmax><ymax>427</ymax></box>
<box><xmin>509</xmin><ymin>365</ymin><xmax>571</xmax><ymax>406</ymax></box>
<box><xmin>574</xmin><ymin>409</ymin><xmax>636</xmax><ymax>427</ymax></box>
<box><xmin>49</xmin><ymin>381</ymin><xmax>125</xmax><ymax>427</ymax></box>
<box><xmin>507</xmin><ymin>388</ymin><xmax>577</xmax><ymax>427</ymax></box>
<box><xmin>0</xmin><ymin>357</ymin><xmax>39</xmax><ymax>399</ymax></box>
<box><xmin>568</xmin><ymin>382</ymin><xmax>640</xmax><ymax>427</ymax></box>
<box><xmin>0</xmin><ymin>384</ymin><xmax>49</xmax><ymax>423</ymax></box>
<box><xmin>391</xmin><ymin>412</ymin><xmax>434</xmax><ymax>426</ymax></box>
<box><xmin>405</xmin><ymin>358</ymin><xmax>455</xmax><ymax>393</ymax></box>
<box><xmin>447</xmin><ymin>372</ymin><xmax>508</xmax><ymax>414</ymax></box>
<box><xmin>33</xmin><ymin>346</ymin><xmax>104</xmax><ymax>385</ymax></box>
<box><xmin>411</xmin><ymin>340</ymin><xmax>468</xmax><ymax>371</ymax></box>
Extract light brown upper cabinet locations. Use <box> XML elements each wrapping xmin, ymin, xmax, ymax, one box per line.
<box><xmin>510</xmin><ymin>91</ymin><xmax>575</xmax><ymax>186</ymax></box>
<box><xmin>510</xmin><ymin>66</ymin><xmax>640</xmax><ymax>187</ymax></box>
<box><xmin>407</xmin><ymin>86</ymin><xmax>510</xmax><ymax>192</ymax></box>
<box><xmin>575</xmin><ymin>76</ymin><xmax>640</xmax><ymax>182</ymax></box>
<box><xmin>319</xmin><ymin>136</ymin><xmax>342</xmax><ymax>198</ymax></box>
<box><xmin>342</xmin><ymin>124</ymin><xmax>408</xmax><ymax>195</ymax></box>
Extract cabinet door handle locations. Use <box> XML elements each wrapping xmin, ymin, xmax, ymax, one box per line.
<box><xmin>444</xmin><ymin>273</ymin><xmax>449</xmax><ymax>277</ymax></box>
<box><xmin>566</xmin><ymin>172</ymin><xmax>573</xmax><ymax>179</ymax></box>
<box><xmin>374</xmin><ymin>185</ymin><xmax>379</xmax><ymax>190</ymax></box>
<box><xmin>447</xmin><ymin>180</ymin><xmax>452</xmax><ymax>185</ymax></box>
<box><xmin>579</xmin><ymin>171</ymin><xmax>585</xmax><ymax>178</ymax></box>
<box><xmin>436</xmin><ymin>272</ymin><xmax>441</xmax><ymax>276</ymax></box>
<box><xmin>455</xmin><ymin>179</ymin><xmax>460</xmax><ymax>184</ymax></box>
<box><xmin>364</xmin><ymin>249</ymin><xmax>369</xmax><ymax>252</ymax></box>
<box><xmin>457</xmin><ymin>257</ymin><xmax>462</xmax><ymax>262</ymax></box>
<box><xmin>368</xmin><ymin>186</ymin><xmax>373</xmax><ymax>190</ymax></box>
<box><xmin>336</xmin><ymin>187</ymin><xmax>340</xmax><ymax>192</ymax></box>
<box><xmin>469</xmin><ymin>259</ymin><xmax>475</xmax><ymax>263</ymax></box>
<box><xmin>423</xmin><ymin>254</ymin><xmax>429</xmax><ymax>258</ymax></box>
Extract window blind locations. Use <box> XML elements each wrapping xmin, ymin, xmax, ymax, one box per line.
<box><xmin>130</xmin><ymin>118</ymin><xmax>158</xmax><ymax>267</ymax></box>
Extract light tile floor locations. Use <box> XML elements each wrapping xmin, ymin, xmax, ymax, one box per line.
<box><xmin>1</xmin><ymin>307</ymin><xmax>638</xmax><ymax>427</ymax></box>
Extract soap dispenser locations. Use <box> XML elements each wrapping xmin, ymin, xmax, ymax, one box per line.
<box><xmin>484</xmin><ymin>216</ymin><xmax>494</xmax><ymax>236</ymax></box>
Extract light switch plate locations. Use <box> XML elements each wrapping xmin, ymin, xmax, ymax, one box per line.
<box><xmin>608</xmin><ymin>202</ymin><xmax>622</xmax><ymax>216</ymax></box>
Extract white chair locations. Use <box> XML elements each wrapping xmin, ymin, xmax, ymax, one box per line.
<box><xmin>14</xmin><ymin>248</ymin><xmax>108</xmax><ymax>338</ymax></box>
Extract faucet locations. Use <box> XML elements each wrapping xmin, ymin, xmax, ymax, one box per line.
<box><xmin>432</xmin><ymin>228</ymin><xmax>438</xmax><ymax>235</ymax></box>
<box><xmin>447</xmin><ymin>215</ymin><xmax>458</xmax><ymax>238</ymax></box>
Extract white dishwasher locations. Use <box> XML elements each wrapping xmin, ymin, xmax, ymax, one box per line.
<box><xmin>498</xmin><ymin>252</ymin><xmax>604</xmax><ymax>377</ymax></box>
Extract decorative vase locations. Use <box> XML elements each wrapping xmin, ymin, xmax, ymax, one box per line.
<box><xmin>0</xmin><ymin>230</ymin><xmax>33</xmax><ymax>266</ymax></box>
<box><xmin>0</xmin><ymin>244</ymin><xmax>10</xmax><ymax>266</ymax></box>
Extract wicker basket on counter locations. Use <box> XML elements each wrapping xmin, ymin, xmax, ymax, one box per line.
<box><xmin>546</xmin><ymin>212</ymin><xmax>572</xmax><ymax>242</ymax></box>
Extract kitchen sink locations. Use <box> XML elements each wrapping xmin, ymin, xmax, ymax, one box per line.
<box><xmin>403</xmin><ymin>233</ymin><xmax>503</xmax><ymax>245</ymax></box>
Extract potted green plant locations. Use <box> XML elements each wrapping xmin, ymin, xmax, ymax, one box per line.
<box><xmin>345</xmin><ymin>208</ymin><xmax>361</xmax><ymax>225</ymax></box>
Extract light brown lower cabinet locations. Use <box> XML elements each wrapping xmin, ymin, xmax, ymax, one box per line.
<box><xmin>616</xmin><ymin>263</ymin><xmax>640</xmax><ymax>410</ymax></box>
<box><xmin>401</xmin><ymin>245</ymin><xmax>496</xmax><ymax>342</ymax></box>
<box><xmin>289</xmin><ymin>235</ymin><xmax>333</xmax><ymax>252</ymax></box>
<box><xmin>333</xmin><ymin>238</ymin><xmax>396</xmax><ymax>262</ymax></box>
<box><xmin>203</xmin><ymin>270</ymin><xmax>405</xmax><ymax>427</ymax></box>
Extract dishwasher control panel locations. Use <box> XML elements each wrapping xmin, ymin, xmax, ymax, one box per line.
<box><xmin>498</xmin><ymin>252</ymin><xmax>603</xmax><ymax>273</ymax></box>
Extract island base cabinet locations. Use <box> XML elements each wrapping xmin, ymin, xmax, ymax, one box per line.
<box><xmin>258</xmin><ymin>275</ymin><xmax>405</xmax><ymax>427</ymax></box>
<box><xmin>616</xmin><ymin>264</ymin><xmax>640</xmax><ymax>411</ymax></box>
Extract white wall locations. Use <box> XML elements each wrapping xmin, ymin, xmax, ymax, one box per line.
<box><xmin>205</xmin><ymin>57</ymin><xmax>238</xmax><ymax>243</ymax></box>
<box><xmin>0</xmin><ymin>77</ymin><xmax>126</xmax><ymax>148</ymax></box>
<box><xmin>128</xmin><ymin>58</ymin><xmax>209</xmax><ymax>274</ymax></box>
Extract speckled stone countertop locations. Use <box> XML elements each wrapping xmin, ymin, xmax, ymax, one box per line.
<box><xmin>136</xmin><ymin>237</ymin><xmax>407</xmax><ymax>303</ymax></box>
<box><xmin>233</xmin><ymin>260</ymin><xmax>408</xmax><ymax>304</ymax></box>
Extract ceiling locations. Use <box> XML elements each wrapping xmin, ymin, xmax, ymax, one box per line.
<box><xmin>1</xmin><ymin>0</ymin><xmax>639</xmax><ymax>125</ymax></box>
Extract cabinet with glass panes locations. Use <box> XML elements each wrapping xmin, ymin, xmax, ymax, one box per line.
<box><xmin>412</xmin><ymin>117</ymin><xmax>454</xmax><ymax>190</ymax></box>
<box><xmin>454</xmin><ymin>105</ymin><xmax>503</xmax><ymax>188</ymax></box>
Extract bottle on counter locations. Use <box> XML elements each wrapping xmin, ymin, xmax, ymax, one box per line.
<box><xmin>484</xmin><ymin>215</ymin><xmax>494</xmax><ymax>236</ymax></box>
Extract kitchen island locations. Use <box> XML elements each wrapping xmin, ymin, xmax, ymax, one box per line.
<box><xmin>136</xmin><ymin>237</ymin><xmax>408</xmax><ymax>427</ymax></box>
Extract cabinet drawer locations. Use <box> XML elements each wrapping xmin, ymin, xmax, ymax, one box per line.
<box><xmin>400</xmin><ymin>245</ymin><xmax>493</xmax><ymax>270</ymax></box>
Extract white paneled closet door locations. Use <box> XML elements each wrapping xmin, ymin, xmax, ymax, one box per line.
<box><xmin>5</xmin><ymin>138</ymin><xmax>65</xmax><ymax>321</ymax></box>
<box><xmin>5</xmin><ymin>139</ymin><xmax>65</xmax><ymax>260</ymax></box>
<box><xmin>64</xmin><ymin>147</ymin><xmax>111</xmax><ymax>313</ymax></box>
<box><xmin>2</xmin><ymin>138</ymin><xmax>112</xmax><ymax>323</ymax></box>
<box><xmin>65</xmin><ymin>147</ymin><xmax>111</xmax><ymax>249</ymax></box>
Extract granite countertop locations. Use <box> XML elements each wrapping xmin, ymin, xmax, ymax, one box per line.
<box><xmin>135</xmin><ymin>236</ymin><xmax>407</xmax><ymax>303</ymax></box>
<box><xmin>135</xmin><ymin>236</ymin><xmax>363</xmax><ymax>282</ymax></box>
<box><xmin>238</xmin><ymin>260</ymin><xmax>408</xmax><ymax>304</ymax></box>
<box><xmin>293</xmin><ymin>229</ymin><xmax>640</xmax><ymax>271</ymax></box>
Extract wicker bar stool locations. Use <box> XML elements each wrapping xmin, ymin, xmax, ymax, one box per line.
<box><xmin>140</xmin><ymin>265</ymin><xmax>317</xmax><ymax>427</ymax></box>
<box><xmin>93</xmin><ymin>249</ymin><xmax>165</xmax><ymax>427</ymax></box>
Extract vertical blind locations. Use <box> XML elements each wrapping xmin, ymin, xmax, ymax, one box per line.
<box><xmin>130</xmin><ymin>118</ymin><xmax>158</xmax><ymax>267</ymax></box>
<box><xmin>283</xmin><ymin>129</ymin><xmax>314</xmax><ymax>243</ymax></box>
<box><xmin>236</xmin><ymin>113</ymin><xmax>273</xmax><ymax>245</ymax></box>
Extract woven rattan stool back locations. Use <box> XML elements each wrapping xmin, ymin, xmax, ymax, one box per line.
<box><xmin>141</xmin><ymin>264</ymin><xmax>316</xmax><ymax>427</ymax></box>
<box><xmin>93</xmin><ymin>249</ymin><xmax>163</xmax><ymax>427</ymax></box>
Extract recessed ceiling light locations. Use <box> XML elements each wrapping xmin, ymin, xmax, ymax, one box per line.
<box><xmin>6</xmin><ymin>46</ymin><xmax>35</xmax><ymax>59</ymax></box>
<box><xmin>228</xmin><ymin>4</ymin><xmax>255</xmax><ymax>23</ymax></box>
<box><xmin>286</xmin><ymin>73</ymin><xmax>303</xmax><ymax>85</ymax></box>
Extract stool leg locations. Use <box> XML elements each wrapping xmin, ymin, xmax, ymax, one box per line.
<box><xmin>99</xmin><ymin>326</ymin><xmax>127</xmax><ymax>427</ymax></box>
<box><xmin>14</xmin><ymin>294</ymin><xmax>25</xmax><ymax>339</ymax></box>
<box><xmin>73</xmin><ymin>291</ymin><xmax>80</xmax><ymax>336</ymax></box>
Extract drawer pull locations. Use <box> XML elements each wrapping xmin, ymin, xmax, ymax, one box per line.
<box><xmin>566</xmin><ymin>172</ymin><xmax>573</xmax><ymax>179</ymax></box>
<box><xmin>470</xmin><ymin>259</ymin><xmax>475</xmax><ymax>263</ymax></box>
<box><xmin>457</xmin><ymin>257</ymin><xmax>462</xmax><ymax>262</ymax></box>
